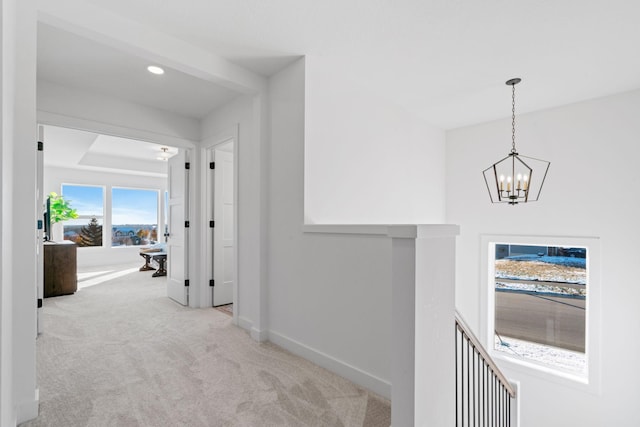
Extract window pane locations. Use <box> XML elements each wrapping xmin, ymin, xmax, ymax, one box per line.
<box><xmin>66</xmin><ymin>217</ymin><xmax>104</xmax><ymax>247</ymax></box>
<box><xmin>61</xmin><ymin>185</ymin><xmax>104</xmax><ymax>247</ymax></box>
<box><xmin>494</xmin><ymin>244</ymin><xmax>587</xmax><ymax>374</ymax></box>
<box><xmin>111</xmin><ymin>188</ymin><xmax>159</xmax><ymax>247</ymax></box>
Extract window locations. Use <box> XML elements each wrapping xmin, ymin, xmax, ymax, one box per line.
<box><xmin>481</xmin><ymin>235</ymin><xmax>601</xmax><ymax>390</ymax></box>
<box><xmin>111</xmin><ymin>187</ymin><xmax>159</xmax><ymax>247</ymax></box>
<box><xmin>61</xmin><ymin>184</ymin><xmax>104</xmax><ymax>247</ymax></box>
<box><xmin>494</xmin><ymin>244</ymin><xmax>586</xmax><ymax>374</ymax></box>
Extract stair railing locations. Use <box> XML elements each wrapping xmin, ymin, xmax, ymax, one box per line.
<box><xmin>455</xmin><ymin>312</ymin><xmax>517</xmax><ymax>426</ymax></box>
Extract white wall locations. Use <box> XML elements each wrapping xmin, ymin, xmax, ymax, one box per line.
<box><xmin>1</xmin><ymin>0</ymin><xmax>38</xmax><ymax>424</ymax></box>
<box><xmin>446</xmin><ymin>89</ymin><xmax>640</xmax><ymax>426</ymax></box>
<box><xmin>200</xmin><ymin>94</ymin><xmax>266</xmax><ymax>336</ymax></box>
<box><xmin>304</xmin><ymin>56</ymin><xmax>446</xmax><ymax>224</ymax></box>
<box><xmin>44</xmin><ymin>166</ymin><xmax>167</xmax><ymax>268</ymax></box>
<box><xmin>267</xmin><ymin>58</ymin><xmax>393</xmax><ymax>397</ymax></box>
<box><xmin>1</xmin><ymin>2</ymin><xmax>12</xmax><ymax>424</ymax></box>
<box><xmin>1</xmin><ymin>3</ymin><xmax>14</xmax><ymax>423</ymax></box>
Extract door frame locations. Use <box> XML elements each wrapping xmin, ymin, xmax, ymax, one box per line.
<box><xmin>37</xmin><ymin>112</ymin><xmax>201</xmax><ymax>306</ymax></box>
<box><xmin>201</xmin><ymin>125</ymin><xmax>239</xmax><ymax>324</ymax></box>
<box><xmin>36</xmin><ymin>126</ymin><xmax>45</xmax><ymax>334</ymax></box>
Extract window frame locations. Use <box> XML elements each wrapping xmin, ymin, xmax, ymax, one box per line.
<box><xmin>480</xmin><ymin>234</ymin><xmax>602</xmax><ymax>394</ymax></box>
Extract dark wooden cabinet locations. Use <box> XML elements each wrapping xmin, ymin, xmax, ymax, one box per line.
<box><xmin>44</xmin><ymin>242</ymin><xmax>77</xmax><ymax>297</ymax></box>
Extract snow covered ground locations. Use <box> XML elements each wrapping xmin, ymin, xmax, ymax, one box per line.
<box><xmin>494</xmin><ymin>335</ymin><xmax>586</xmax><ymax>375</ymax></box>
<box><xmin>496</xmin><ymin>256</ymin><xmax>586</xmax><ymax>284</ymax></box>
<box><xmin>495</xmin><ymin>256</ymin><xmax>587</xmax><ymax>296</ymax></box>
<box><xmin>496</xmin><ymin>281</ymin><xmax>586</xmax><ymax>297</ymax></box>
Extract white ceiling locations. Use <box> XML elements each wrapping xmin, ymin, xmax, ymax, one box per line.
<box><xmin>38</xmin><ymin>0</ymin><xmax>640</xmax><ymax>130</ymax></box>
<box><xmin>38</xmin><ymin>22</ymin><xmax>230</xmax><ymax>172</ymax></box>
<box><xmin>37</xmin><ymin>23</ymin><xmax>241</xmax><ymax>119</ymax></box>
<box><xmin>43</xmin><ymin>125</ymin><xmax>176</xmax><ymax>177</ymax></box>
<box><xmin>69</xmin><ymin>0</ymin><xmax>640</xmax><ymax>129</ymax></box>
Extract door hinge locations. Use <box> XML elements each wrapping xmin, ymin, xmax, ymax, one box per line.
<box><xmin>37</xmin><ymin>220</ymin><xmax>43</xmax><ymax>230</ymax></box>
<box><xmin>37</xmin><ymin>141</ymin><xmax>43</xmax><ymax>151</ymax></box>
<box><xmin>209</xmin><ymin>279</ymin><xmax>215</xmax><ymax>287</ymax></box>
<box><xmin>185</xmin><ymin>162</ymin><xmax>190</xmax><ymax>170</ymax></box>
<box><xmin>37</xmin><ymin>298</ymin><xmax>43</xmax><ymax>308</ymax></box>
<box><xmin>210</xmin><ymin>162</ymin><xmax>215</xmax><ymax>169</ymax></box>
<box><xmin>209</xmin><ymin>220</ymin><xmax>215</xmax><ymax>228</ymax></box>
<box><xmin>184</xmin><ymin>279</ymin><xmax>190</xmax><ymax>287</ymax></box>
<box><xmin>185</xmin><ymin>221</ymin><xmax>190</xmax><ymax>228</ymax></box>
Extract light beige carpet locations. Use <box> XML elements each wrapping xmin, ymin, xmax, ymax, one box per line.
<box><xmin>21</xmin><ymin>265</ymin><xmax>390</xmax><ymax>426</ymax></box>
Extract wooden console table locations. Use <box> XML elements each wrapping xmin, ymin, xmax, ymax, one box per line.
<box><xmin>44</xmin><ymin>241</ymin><xmax>77</xmax><ymax>297</ymax></box>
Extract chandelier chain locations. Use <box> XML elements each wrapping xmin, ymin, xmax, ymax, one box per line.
<box><xmin>511</xmin><ymin>83</ymin><xmax>516</xmax><ymax>153</ymax></box>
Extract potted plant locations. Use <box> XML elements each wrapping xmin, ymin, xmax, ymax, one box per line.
<box><xmin>48</xmin><ymin>192</ymin><xmax>78</xmax><ymax>241</ymax></box>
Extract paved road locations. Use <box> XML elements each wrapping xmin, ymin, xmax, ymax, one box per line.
<box><xmin>495</xmin><ymin>290</ymin><xmax>585</xmax><ymax>352</ymax></box>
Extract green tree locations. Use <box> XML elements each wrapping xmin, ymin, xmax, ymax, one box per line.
<box><xmin>77</xmin><ymin>217</ymin><xmax>102</xmax><ymax>247</ymax></box>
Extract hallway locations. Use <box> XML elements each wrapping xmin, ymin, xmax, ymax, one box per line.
<box><xmin>23</xmin><ymin>266</ymin><xmax>390</xmax><ymax>426</ymax></box>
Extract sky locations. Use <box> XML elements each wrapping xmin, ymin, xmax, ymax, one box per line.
<box><xmin>61</xmin><ymin>185</ymin><xmax>159</xmax><ymax>225</ymax></box>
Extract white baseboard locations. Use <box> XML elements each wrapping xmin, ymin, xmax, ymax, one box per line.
<box><xmin>237</xmin><ymin>316</ymin><xmax>268</xmax><ymax>342</ymax></box>
<box><xmin>16</xmin><ymin>388</ymin><xmax>39</xmax><ymax>424</ymax></box>
<box><xmin>237</xmin><ymin>315</ymin><xmax>253</xmax><ymax>332</ymax></box>
<box><xmin>250</xmin><ymin>327</ymin><xmax>268</xmax><ymax>342</ymax></box>
<box><xmin>235</xmin><ymin>319</ymin><xmax>390</xmax><ymax>398</ymax></box>
<box><xmin>268</xmin><ymin>330</ymin><xmax>391</xmax><ymax>399</ymax></box>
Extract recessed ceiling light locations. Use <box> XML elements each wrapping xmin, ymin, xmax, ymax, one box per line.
<box><xmin>147</xmin><ymin>65</ymin><xmax>165</xmax><ymax>75</ymax></box>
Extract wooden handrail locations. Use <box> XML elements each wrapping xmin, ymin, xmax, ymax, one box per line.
<box><xmin>455</xmin><ymin>311</ymin><xmax>517</xmax><ymax>398</ymax></box>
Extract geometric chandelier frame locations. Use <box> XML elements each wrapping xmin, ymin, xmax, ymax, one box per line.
<box><xmin>482</xmin><ymin>78</ymin><xmax>550</xmax><ymax>205</ymax></box>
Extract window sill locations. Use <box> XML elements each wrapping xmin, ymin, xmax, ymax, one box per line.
<box><xmin>492</xmin><ymin>350</ymin><xmax>601</xmax><ymax>395</ymax></box>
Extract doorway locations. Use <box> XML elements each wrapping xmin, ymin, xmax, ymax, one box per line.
<box><xmin>37</xmin><ymin>124</ymin><xmax>192</xmax><ymax>304</ymax></box>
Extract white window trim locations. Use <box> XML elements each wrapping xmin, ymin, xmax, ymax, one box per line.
<box><xmin>480</xmin><ymin>234</ymin><xmax>602</xmax><ymax>395</ymax></box>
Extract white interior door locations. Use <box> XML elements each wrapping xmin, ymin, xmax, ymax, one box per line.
<box><xmin>36</xmin><ymin>125</ymin><xmax>44</xmax><ymax>334</ymax></box>
<box><xmin>212</xmin><ymin>148</ymin><xmax>234</xmax><ymax>306</ymax></box>
<box><xmin>166</xmin><ymin>149</ymin><xmax>189</xmax><ymax>305</ymax></box>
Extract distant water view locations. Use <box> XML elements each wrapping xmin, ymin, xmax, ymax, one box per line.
<box><xmin>112</xmin><ymin>224</ymin><xmax>158</xmax><ymax>246</ymax></box>
<box><xmin>64</xmin><ymin>223</ymin><xmax>158</xmax><ymax>247</ymax></box>
<box><xmin>60</xmin><ymin>184</ymin><xmax>160</xmax><ymax>247</ymax></box>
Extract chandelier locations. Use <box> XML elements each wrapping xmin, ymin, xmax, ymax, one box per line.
<box><xmin>482</xmin><ymin>78</ymin><xmax>550</xmax><ymax>205</ymax></box>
